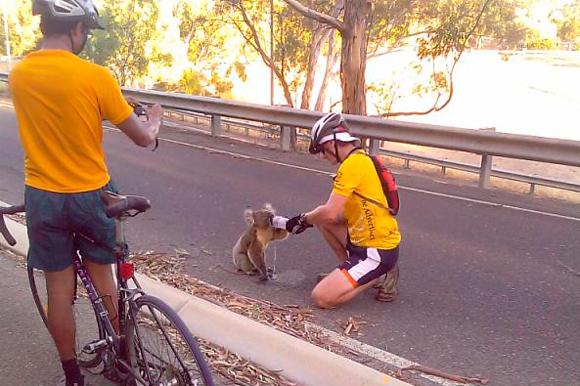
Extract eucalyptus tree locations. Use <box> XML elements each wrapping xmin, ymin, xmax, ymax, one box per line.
<box><xmin>283</xmin><ymin>0</ymin><xmax>502</xmax><ymax>116</ymax></box>
<box><xmin>0</xmin><ymin>0</ymin><xmax>40</xmax><ymax>58</ymax></box>
<box><xmin>172</xmin><ymin>0</ymin><xmax>246</xmax><ymax>96</ymax></box>
<box><xmin>555</xmin><ymin>0</ymin><xmax>580</xmax><ymax>46</ymax></box>
<box><xmin>219</xmin><ymin>0</ymin><xmax>300</xmax><ymax>107</ymax></box>
<box><xmin>84</xmin><ymin>0</ymin><xmax>167</xmax><ymax>86</ymax></box>
<box><xmin>217</xmin><ymin>0</ymin><xmax>343</xmax><ymax>109</ymax></box>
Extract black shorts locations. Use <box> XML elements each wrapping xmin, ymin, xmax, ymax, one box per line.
<box><xmin>338</xmin><ymin>240</ymin><xmax>399</xmax><ymax>288</ymax></box>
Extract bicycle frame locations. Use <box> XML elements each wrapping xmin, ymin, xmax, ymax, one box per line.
<box><xmin>2</xmin><ymin>201</ymin><xmax>214</xmax><ymax>386</ymax></box>
<box><xmin>74</xmin><ymin>214</ymin><xmax>151</xmax><ymax>384</ymax></box>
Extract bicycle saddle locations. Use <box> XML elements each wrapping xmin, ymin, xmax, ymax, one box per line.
<box><xmin>101</xmin><ymin>191</ymin><xmax>151</xmax><ymax>219</ymax></box>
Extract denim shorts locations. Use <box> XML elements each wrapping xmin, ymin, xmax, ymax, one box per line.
<box><xmin>338</xmin><ymin>240</ymin><xmax>399</xmax><ymax>288</ymax></box>
<box><xmin>25</xmin><ymin>181</ymin><xmax>119</xmax><ymax>272</ymax></box>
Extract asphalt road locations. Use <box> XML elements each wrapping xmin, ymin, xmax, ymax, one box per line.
<box><xmin>0</xmin><ymin>251</ymin><xmax>120</xmax><ymax>386</ymax></box>
<box><xmin>1</xmin><ymin>106</ymin><xmax>579</xmax><ymax>386</ymax></box>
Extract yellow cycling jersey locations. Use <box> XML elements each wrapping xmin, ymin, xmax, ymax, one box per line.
<box><xmin>332</xmin><ymin>150</ymin><xmax>401</xmax><ymax>249</ymax></box>
<box><xmin>9</xmin><ymin>49</ymin><xmax>133</xmax><ymax>193</ymax></box>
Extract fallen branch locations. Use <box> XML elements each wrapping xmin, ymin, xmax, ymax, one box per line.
<box><xmin>396</xmin><ymin>364</ymin><xmax>488</xmax><ymax>384</ymax></box>
<box><xmin>557</xmin><ymin>260</ymin><xmax>580</xmax><ymax>277</ymax></box>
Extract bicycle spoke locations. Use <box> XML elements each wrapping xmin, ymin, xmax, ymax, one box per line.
<box><xmin>127</xmin><ymin>296</ymin><xmax>214</xmax><ymax>386</ymax></box>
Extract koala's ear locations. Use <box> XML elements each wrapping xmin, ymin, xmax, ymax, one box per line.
<box><xmin>244</xmin><ymin>208</ymin><xmax>254</xmax><ymax>225</ymax></box>
<box><xmin>263</xmin><ymin>203</ymin><xmax>274</xmax><ymax>213</ymax></box>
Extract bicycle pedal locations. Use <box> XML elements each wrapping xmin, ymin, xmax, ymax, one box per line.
<box><xmin>82</xmin><ymin>339</ymin><xmax>108</xmax><ymax>354</ymax></box>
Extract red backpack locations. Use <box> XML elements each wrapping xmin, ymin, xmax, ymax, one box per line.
<box><xmin>353</xmin><ymin>155</ymin><xmax>400</xmax><ymax>216</ymax></box>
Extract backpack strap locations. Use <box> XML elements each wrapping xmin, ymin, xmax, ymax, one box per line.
<box><xmin>351</xmin><ymin>154</ymin><xmax>399</xmax><ymax>216</ymax></box>
<box><xmin>352</xmin><ymin>191</ymin><xmax>390</xmax><ymax>211</ymax></box>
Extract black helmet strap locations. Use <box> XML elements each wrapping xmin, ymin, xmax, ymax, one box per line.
<box><xmin>68</xmin><ymin>24</ymin><xmax>88</xmax><ymax>55</ymax></box>
<box><xmin>334</xmin><ymin>133</ymin><xmax>340</xmax><ymax>163</ymax></box>
<box><xmin>320</xmin><ymin>133</ymin><xmax>348</xmax><ymax>164</ymax></box>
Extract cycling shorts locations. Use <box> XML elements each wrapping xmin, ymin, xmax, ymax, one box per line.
<box><xmin>338</xmin><ymin>240</ymin><xmax>399</xmax><ymax>288</ymax></box>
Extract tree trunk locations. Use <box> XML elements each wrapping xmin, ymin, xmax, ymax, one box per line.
<box><xmin>300</xmin><ymin>26</ymin><xmax>331</xmax><ymax>109</ymax></box>
<box><xmin>340</xmin><ymin>0</ymin><xmax>370</xmax><ymax>115</ymax></box>
<box><xmin>315</xmin><ymin>30</ymin><xmax>339</xmax><ymax>111</ymax></box>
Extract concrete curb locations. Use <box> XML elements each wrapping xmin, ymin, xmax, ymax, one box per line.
<box><xmin>0</xmin><ymin>205</ymin><xmax>410</xmax><ymax>386</ymax></box>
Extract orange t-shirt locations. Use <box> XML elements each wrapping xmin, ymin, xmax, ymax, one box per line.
<box><xmin>9</xmin><ymin>49</ymin><xmax>133</xmax><ymax>193</ymax></box>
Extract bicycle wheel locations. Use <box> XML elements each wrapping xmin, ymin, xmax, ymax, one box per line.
<box><xmin>126</xmin><ymin>295</ymin><xmax>214</xmax><ymax>386</ymax></box>
<box><xmin>27</xmin><ymin>265</ymin><xmax>105</xmax><ymax>368</ymax></box>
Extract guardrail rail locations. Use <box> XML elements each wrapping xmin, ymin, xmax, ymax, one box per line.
<box><xmin>2</xmin><ymin>72</ymin><xmax>579</xmax><ymax>195</ymax></box>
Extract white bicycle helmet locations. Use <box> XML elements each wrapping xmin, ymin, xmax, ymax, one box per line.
<box><xmin>32</xmin><ymin>0</ymin><xmax>104</xmax><ymax>30</ymax></box>
<box><xmin>309</xmin><ymin>112</ymin><xmax>360</xmax><ymax>155</ymax></box>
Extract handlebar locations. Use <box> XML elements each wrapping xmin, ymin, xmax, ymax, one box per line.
<box><xmin>0</xmin><ymin>204</ymin><xmax>25</xmax><ymax>246</ymax></box>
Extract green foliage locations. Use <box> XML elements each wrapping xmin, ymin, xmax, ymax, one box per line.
<box><xmin>83</xmin><ymin>0</ymin><xmax>166</xmax><ymax>86</ymax></box>
<box><xmin>172</xmin><ymin>0</ymin><xmax>244</xmax><ymax>97</ymax></box>
<box><xmin>524</xmin><ymin>28</ymin><xmax>557</xmax><ymax>50</ymax></box>
<box><xmin>555</xmin><ymin>0</ymin><xmax>580</xmax><ymax>44</ymax></box>
<box><xmin>416</xmin><ymin>0</ymin><xmax>490</xmax><ymax>59</ymax></box>
<box><xmin>175</xmin><ymin>1</ymin><xmax>228</xmax><ymax>67</ymax></box>
<box><xmin>369</xmin><ymin>61</ymin><xmax>449</xmax><ymax>116</ymax></box>
<box><xmin>0</xmin><ymin>0</ymin><xmax>41</xmax><ymax>58</ymax></box>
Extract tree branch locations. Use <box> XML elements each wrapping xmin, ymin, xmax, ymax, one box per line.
<box><xmin>282</xmin><ymin>0</ymin><xmax>346</xmax><ymax>34</ymax></box>
<box><xmin>375</xmin><ymin>0</ymin><xmax>493</xmax><ymax>118</ymax></box>
<box><xmin>234</xmin><ymin>1</ymin><xmax>294</xmax><ymax>106</ymax></box>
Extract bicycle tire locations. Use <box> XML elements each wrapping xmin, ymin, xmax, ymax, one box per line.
<box><xmin>126</xmin><ymin>294</ymin><xmax>215</xmax><ymax>386</ymax></box>
<box><xmin>27</xmin><ymin>265</ymin><xmax>105</xmax><ymax>369</ymax></box>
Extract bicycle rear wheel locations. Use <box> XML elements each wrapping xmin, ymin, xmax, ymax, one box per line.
<box><xmin>27</xmin><ymin>265</ymin><xmax>105</xmax><ymax>368</ymax></box>
<box><xmin>126</xmin><ymin>295</ymin><xmax>214</xmax><ymax>386</ymax></box>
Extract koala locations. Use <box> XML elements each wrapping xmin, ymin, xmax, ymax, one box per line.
<box><xmin>232</xmin><ymin>203</ymin><xmax>288</xmax><ymax>281</ymax></box>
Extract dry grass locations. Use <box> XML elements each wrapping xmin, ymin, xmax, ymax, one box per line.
<box><xmin>131</xmin><ymin>251</ymin><xmax>402</xmax><ymax>386</ymax></box>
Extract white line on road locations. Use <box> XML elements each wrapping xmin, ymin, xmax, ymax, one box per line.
<box><xmin>105</xmin><ymin>125</ymin><xmax>580</xmax><ymax>224</ymax></box>
<box><xmin>306</xmin><ymin>322</ymin><xmax>467</xmax><ymax>386</ymax></box>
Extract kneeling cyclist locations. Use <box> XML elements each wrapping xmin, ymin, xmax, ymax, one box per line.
<box><xmin>277</xmin><ymin>112</ymin><xmax>401</xmax><ymax>309</ymax></box>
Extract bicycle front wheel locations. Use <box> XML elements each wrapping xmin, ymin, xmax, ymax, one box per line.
<box><xmin>126</xmin><ymin>295</ymin><xmax>214</xmax><ymax>386</ymax></box>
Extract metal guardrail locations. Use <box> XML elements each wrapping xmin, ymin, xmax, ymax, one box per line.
<box><xmin>2</xmin><ymin>72</ymin><xmax>580</xmax><ymax>194</ymax></box>
<box><xmin>382</xmin><ymin>150</ymin><xmax>580</xmax><ymax>194</ymax></box>
<box><xmin>118</xmin><ymin>88</ymin><xmax>580</xmax><ymax>168</ymax></box>
<box><xmin>498</xmin><ymin>50</ymin><xmax>580</xmax><ymax>57</ymax></box>
<box><xmin>164</xmin><ymin>105</ymin><xmax>580</xmax><ymax>195</ymax></box>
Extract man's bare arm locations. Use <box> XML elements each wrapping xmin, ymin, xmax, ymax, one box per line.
<box><xmin>116</xmin><ymin>104</ymin><xmax>163</xmax><ymax>147</ymax></box>
<box><xmin>305</xmin><ymin>193</ymin><xmax>347</xmax><ymax>225</ymax></box>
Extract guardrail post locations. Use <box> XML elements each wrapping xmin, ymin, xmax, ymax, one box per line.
<box><xmin>369</xmin><ymin>139</ymin><xmax>380</xmax><ymax>156</ymax></box>
<box><xmin>479</xmin><ymin>154</ymin><xmax>493</xmax><ymax>188</ymax></box>
<box><xmin>280</xmin><ymin>125</ymin><xmax>291</xmax><ymax>151</ymax></box>
<box><xmin>478</xmin><ymin>127</ymin><xmax>495</xmax><ymax>189</ymax></box>
<box><xmin>211</xmin><ymin>114</ymin><xmax>221</xmax><ymax>137</ymax></box>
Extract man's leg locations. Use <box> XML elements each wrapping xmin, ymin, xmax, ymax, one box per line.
<box><xmin>316</xmin><ymin>221</ymin><xmax>348</xmax><ymax>263</ymax></box>
<box><xmin>311</xmin><ymin>268</ymin><xmax>377</xmax><ymax>309</ymax></box>
<box><xmin>45</xmin><ymin>266</ymin><xmax>77</xmax><ymax>360</ymax></box>
<box><xmin>84</xmin><ymin>260</ymin><xmax>119</xmax><ymax>333</ymax></box>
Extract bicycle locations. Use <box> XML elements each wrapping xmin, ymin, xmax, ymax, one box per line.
<box><xmin>0</xmin><ymin>191</ymin><xmax>215</xmax><ymax>386</ymax></box>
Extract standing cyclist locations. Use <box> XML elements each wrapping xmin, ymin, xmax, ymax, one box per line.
<box><xmin>276</xmin><ymin>113</ymin><xmax>400</xmax><ymax>309</ymax></box>
<box><xmin>8</xmin><ymin>1</ymin><xmax>163</xmax><ymax>385</ymax></box>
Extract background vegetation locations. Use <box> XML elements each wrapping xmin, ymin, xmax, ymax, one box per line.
<box><xmin>1</xmin><ymin>0</ymin><xmax>578</xmax><ymax>116</ymax></box>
